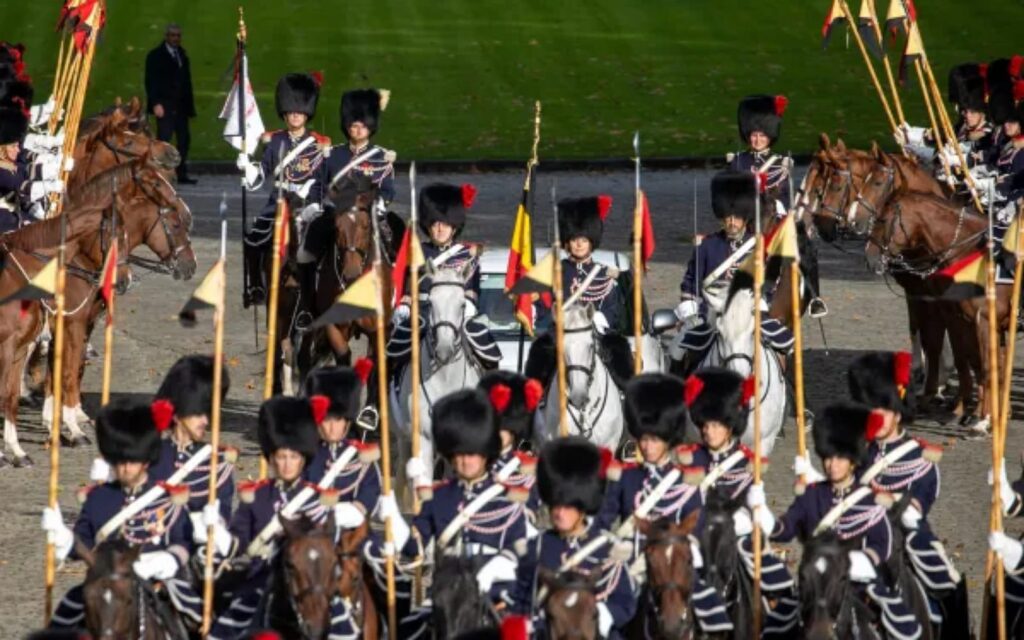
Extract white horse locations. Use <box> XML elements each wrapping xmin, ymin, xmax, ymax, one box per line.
<box><xmin>391</xmin><ymin>265</ymin><xmax>481</xmax><ymax>498</ymax></box>
<box><xmin>533</xmin><ymin>305</ymin><xmax>624</xmax><ymax>449</ymax></box>
<box><xmin>689</xmin><ymin>286</ymin><xmax>786</xmax><ymax>456</ymax></box>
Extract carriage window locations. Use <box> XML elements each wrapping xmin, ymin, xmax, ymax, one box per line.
<box><xmin>478</xmin><ymin>274</ymin><xmax>522</xmax><ymax>335</ymax></box>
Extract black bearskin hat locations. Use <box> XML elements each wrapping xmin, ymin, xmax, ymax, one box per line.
<box><xmin>684</xmin><ymin>368</ymin><xmax>750</xmax><ymax>437</ymax></box>
<box><xmin>275</xmin><ymin>73</ymin><xmax>319</xmax><ymax>120</ymax></box>
<box><xmin>478</xmin><ymin>371</ymin><xmax>542</xmax><ymax>444</ymax></box>
<box><xmin>419</xmin><ymin>182</ymin><xmax>476</xmax><ymax>237</ymax></box>
<box><xmin>0</xmin><ymin>103</ymin><xmax>27</xmax><ymax>145</ymax></box>
<box><xmin>711</xmin><ymin>169</ymin><xmax>761</xmax><ymax>222</ymax></box>
<box><xmin>813</xmin><ymin>402</ymin><xmax>872</xmax><ymax>466</ymax></box>
<box><xmin>303</xmin><ymin>360</ymin><xmax>371</xmax><ymax>422</ymax></box>
<box><xmin>538</xmin><ymin>437</ymin><xmax>605</xmax><ymax>514</ymax></box>
<box><xmin>258</xmin><ymin>396</ymin><xmax>319</xmax><ymax>464</ymax></box>
<box><xmin>557</xmin><ymin>195</ymin><xmax>611</xmax><ymax>249</ymax></box>
<box><xmin>96</xmin><ymin>398</ymin><xmax>163</xmax><ymax>466</ymax></box>
<box><xmin>948</xmin><ymin>63</ymin><xmax>982</xmax><ymax>107</ymax></box>
<box><xmin>340</xmin><ymin>88</ymin><xmax>389</xmax><ymax>138</ymax></box>
<box><xmin>988</xmin><ymin>84</ymin><xmax>1017</xmax><ymax>126</ymax></box>
<box><xmin>958</xmin><ymin>75</ymin><xmax>988</xmax><ymax>113</ymax></box>
<box><xmin>433</xmin><ymin>388</ymin><xmax>501</xmax><ymax>462</ymax></box>
<box><xmin>155</xmin><ymin>354</ymin><xmax>229</xmax><ymax>420</ymax></box>
<box><xmin>625</xmin><ymin>373</ymin><xmax>688</xmax><ymax>444</ymax></box>
<box><xmin>847</xmin><ymin>351</ymin><xmax>914</xmax><ymax>419</ymax></box>
<box><xmin>738</xmin><ymin>94</ymin><xmax>786</xmax><ymax>145</ymax></box>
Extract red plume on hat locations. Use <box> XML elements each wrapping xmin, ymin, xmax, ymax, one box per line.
<box><xmin>461</xmin><ymin>184</ymin><xmax>478</xmax><ymax>209</ymax></box>
<box><xmin>524</xmin><ymin>378</ymin><xmax>543</xmax><ymax>412</ymax></box>
<box><xmin>151</xmin><ymin>399</ymin><xmax>174</xmax><ymax>433</ymax></box>
<box><xmin>893</xmin><ymin>351</ymin><xmax>911</xmax><ymax>399</ymax></box>
<box><xmin>774</xmin><ymin>95</ymin><xmax>789</xmax><ymax>117</ymax></box>
<box><xmin>865</xmin><ymin>409</ymin><xmax>887</xmax><ymax>442</ymax></box>
<box><xmin>489</xmin><ymin>383</ymin><xmax>512</xmax><ymax>414</ymax></box>
<box><xmin>310</xmin><ymin>395</ymin><xmax>330</xmax><ymax>425</ymax></box>
<box><xmin>741</xmin><ymin>376</ymin><xmax>756</xmax><ymax>407</ymax></box>
<box><xmin>310</xmin><ymin>71</ymin><xmax>323</xmax><ymax>87</ymax></box>
<box><xmin>598</xmin><ymin>446</ymin><xmax>614</xmax><ymax>479</ymax></box>
<box><xmin>596</xmin><ymin>195</ymin><xmax>612</xmax><ymax>221</ymax></box>
<box><xmin>1010</xmin><ymin>55</ymin><xmax>1024</xmax><ymax>80</ymax></box>
<box><xmin>683</xmin><ymin>374</ymin><xmax>704</xmax><ymax>407</ymax></box>
<box><xmin>353</xmin><ymin>357</ymin><xmax>373</xmax><ymax>384</ymax></box>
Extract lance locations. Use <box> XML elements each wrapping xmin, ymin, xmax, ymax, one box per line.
<box><xmin>789</xmin><ymin>166</ymin><xmax>808</xmax><ymax>488</ymax></box>
<box><xmin>836</xmin><ymin>0</ymin><xmax>899</xmax><ymax>133</ymax></box>
<box><xmin>632</xmin><ymin>132</ymin><xmax>643</xmax><ymax>374</ymax></box>
<box><xmin>864</xmin><ymin>0</ymin><xmax>905</xmax><ymax>124</ymax></box>
<box><xmin>236</xmin><ymin>8</ymin><xmax>258</xmax><ymax>348</ymax></box>
<box><xmin>99</xmin><ymin>180</ymin><xmax>118</xmax><ymax>406</ymax></box>
<box><xmin>751</xmin><ymin>171</ymin><xmax>765</xmax><ymax>637</ymax></box>
<box><xmin>201</xmin><ymin>193</ymin><xmax>230</xmax><ymax>634</ymax></box>
<box><xmin>1000</xmin><ymin>217</ymin><xmax>1024</xmax><ymax>461</ymax></box>
<box><xmin>551</xmin><ymin>183</ymin><xmax>569</xmax><ymax>437</ymax></box>
<box><xmin>408</xmin><ymin>162</ymin><xmax>425</xmax><ymax>605</ymax></box>
<box><xmin>260</xmin><ymin>142</ymin><xmax>288</xmax><ymax>480</ymax></box>
<box><xmin>370</xmin><ymin>181</ymin><xmax>399</xmax><ymax>635</ymax></box>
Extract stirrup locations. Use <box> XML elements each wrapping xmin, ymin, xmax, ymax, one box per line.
<box><xmin>356</xmin><ymin>406</ymin><xmax>379</xmax><ymax>432</ymax></box>
<box><xmin>294</xmin><ymin>310</ymin><xmax>314</xmax><ymax>331</ymax></box>
<box><xmin>808</xmin><ymin>297</ymin><xmax>828</xmax><ymax>318</ymax></box>
<box><xmin>245</xmin><ymin>286</ymin><xmax>267</xmax><ymax>307</ymax></box>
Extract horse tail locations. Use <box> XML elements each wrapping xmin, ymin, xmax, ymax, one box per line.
<box><xmin>525</xmin><ymin>332</ymin><xmax>556</xmax><ymax>386</ymax></box>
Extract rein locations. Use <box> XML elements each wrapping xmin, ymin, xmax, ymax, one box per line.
<box><xmin>867</xmin><ymin>201</ymin><xmax>983</xmax><ymax>278</ymax></box>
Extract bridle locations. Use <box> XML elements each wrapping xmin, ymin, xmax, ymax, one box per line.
<box><xmin>280</xmin><ymin>538</ymin><xmax>340</xmax><ymax>636</ymax></box>
<box><xmin>819</xmin><ymin>167</ymin><xmax>856</xmax><ymax>224</ymax></box>
<box><xmin>865</xmin><ymin>199</ymin><xmax>981</xmax><ymax>278</ymax></box>
<box><xmin>334</xmin><ymin>208</ymin><xmax>372</xmax><ymax>286</ymax></box>
<box><xmin>644</xmin><ymin>532</ymin><xmax>695</xmax><ymax>636</ymax></box>
<box><xmin>543</xmin><ymin>584</ymin><xmax>600</xmax><ymax>640</ymax></box>
<box><xmin>851</xmin><ymin>165</ymin><xmax>896</xmax><ymax>227</ymax></box>
<box><xmin>427</xmin><ymin>280</ymin><xmax>467</xmax><ymax>365</ymax></box>
<box><xmin>126</xmin><ymin>171</ymin><xmax>192</xmax><ymax>276</ymax></box>
<box><xmin>563</xmin><ymin>324</ymin><xmax>597</xmax><ymax>393</ymax></box>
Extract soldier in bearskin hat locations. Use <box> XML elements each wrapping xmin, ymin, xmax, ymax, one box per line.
<box><xmin>323</xmin><ymin>87</ymin><xmax>395</xmax><ymax>204</ymax></box>
<box><xmin>206</xmin><ymin>396</ymin><xmax>360</xmax><ymax>639</ymax></box>
<box><xmin>45</xmin><ymin>398</ymin><xmax>203</xmax><ymax>630</ymax></box>
<box><xmin>144</xmin><ymin>354</ymin><xmax>235</xmax><ymax>523</ymax></box>
<box><xmin>670</xmin><ymin>170</ymin><xmax>794</xmax><ymax>374</ymax></box>
<box><xmin>387</xmin><ymin>182</ymin><xmax>501</xmax><ymax>369</ymax></box>
<box><xmin>240</xmin><ymin>72</ymin><xmax>330</xmax><ymax>311</ymax></box>
<box><xmin>848</xmin><ymin>352</ymin><xmax>970</xmax><ymax>636</ymax></box>
<box><xmin>301</xmin><ymin>359</ymin><xmax>381</xmax><ymax>525</ymax></box>
<box><xmin>730</xmin><ymin>94</ymin><xmax>792</xmax><ymax>213</ymax></box>
<box><xmin>508</xmin><ymin>437</ymin><xmax>636</xmax><ymax>638</ymax></box>
<box><xmin>479</xmin><ymin>371</ymin><xmax>543</xmax><ymax>517</ymax></box>
<box><xmin>744</xmin><ymin>402</ymin><xmax>925</xmax><ymax>640</ymax></box>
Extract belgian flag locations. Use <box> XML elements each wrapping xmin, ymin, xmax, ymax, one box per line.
<box><xmin>505</xmin><ymin>174</ymin><xmax>538</xmax><ymax>334</ymax></box>
<box><xmin>390</xmin><ymin>226</ymin><xmax>425</xmax><ymax>307</ymax></box>
<box><xmin>738</xmin><ymin>213</ymin><xmax>800</xmax><ymax>276</ymax></box>
<box><xmin>179</xmin><ymin>259</ymin><xmax>225</xmax><ymax>327</ymax></box>
<box><xmin>508</xmin><ymin>251</ymin><xmax>557</xmax><ymax>297</ymax></box>
<box><xmin>931</xmin><ymin>250</ymin><xmax>986</xmax><ymax>300</ymax></box>
<box><xmin>313</xmin><ymin>269</ymin><xmax>379</xmax><ymax>328</ymax></box>
<box><xmin>99</xmin><ymin>242</ymin><xmax>117</xmax><ymax>322</ymax></box>
<box><xmin>0</xmin><ymin>257</ymin><xmax>57</xmax><ymax>305</ymax></box>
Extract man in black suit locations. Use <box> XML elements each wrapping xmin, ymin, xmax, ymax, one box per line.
<box><xmin>145</xmin><ymin>23</ymin><xmax>196</xmax><ymax>184</ymax></box>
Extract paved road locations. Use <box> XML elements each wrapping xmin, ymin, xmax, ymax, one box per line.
<box><xmin>1</xmin><ymin>171</ymin><xmax>1019</xmax><ymax>636</ymax></box>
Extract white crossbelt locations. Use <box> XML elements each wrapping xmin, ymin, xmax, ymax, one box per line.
<box><xmin>437</xmin><ymin>456</ymin><xmax>520</xmax><ymax>550</ymax></box>
<box><xmin>328</xmin><ymin>146</ymin><xmax>385</xmax><ymax>189</ymax></box>
<box><xmin>813</xmin><ymin>485</ymin><xmax>875</xmax><ymax>536</ymax></box>
<box><xmin>431</xmin><ymin>243</ymin><xmax>466</xmax><ymax>268</ymax></box>
<box><xmin>701</xmin><ymin>236</ymin><xmax>755</xmax><ymax>289</ymax></box>
<box><xmin>563</xmin><ymin>265</ymin><xmax>602</xmax><ymax>309</ymax></box>
<box><xmin>699</xmin><ymin>449</ymin><xmax>748</xmax><ymax>493</ymax></box>
<box><xmin>860</xmin><ymin>439</ymin><xmax>920</xmax><ymax>486</ymax></box>
<box><xmin>272</xmin><ymin>135</ymin><xmax>317</xmax><ymax>179</ymax></box>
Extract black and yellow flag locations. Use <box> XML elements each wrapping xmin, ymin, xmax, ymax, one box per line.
<box><xmin>0</xmin><ymin>257</ymin><xmax>57</xmax><ymax>305</ymax></box>
<box><xmin>898</xmin><ymin>21</ymin><xmax>924</xmax><ymax>82</ymax></box>
<box><xmin>312</xmin><ymin>269</ymin><xmax>379</xmax><ymax>327</ymax></box>
<box><xmin>179</xmin><ymin>259</ymin><xmax>225</xmax><ymax>327</ymax></box>
<box><xmin>508</xmin><ymin>251</ymin><xmax>556</xmax><ymax>296</ymax></box>
<box><xmin>931</xmin><ymin>250</ymin><xmax>986</xmax><ymax>300</ymax></box>
<box><xmin>821</xmin><ymin>0</ymin><xmax>847</xmax><ymax>49</ymax></box>
<box><xmin>857</xmin><ymin>0</ymin><xmax>884</xmax><ymax>59</ymax></box>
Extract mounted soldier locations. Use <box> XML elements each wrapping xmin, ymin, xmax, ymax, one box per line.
<box><xmin>729</xmin><ymin>94</ymin><xmax>792</xmax><ymax>215</ymax></box>
<box><xmin>240</xmin><ymin>72</ymin><xmax>330</xmax><ymax>313</ymax></box>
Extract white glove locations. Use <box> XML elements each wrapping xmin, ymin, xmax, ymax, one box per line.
<box><xmin>597</xmin><ymin>602</ymin><xmax>614</xmax><ymax>638</ymax></box>
<box><xmin>190</xmin><ymin>507</ymin><xmax>233</xmax><ymax>556</ymax></box>
<box><xmin>745</xmin><ymin>483</ymin><xmax>775</xmax><ymax>535</ymax></box>
<box><xmin>592</xmin><ymin>311</ymin><xmax>609</xmax><ymax>334</ymax></box>
<box><xmin>377</xmin><ymin>491</ymin><xmax>410</xmax><ymax>552</ymax></box>
<box><xmin>24</xmin><ymin>132</ymin><xmax>61</xmax><ymax>152</ymax></box>
<box><xmin>904</xmin><ymin>125</ymin><xmax>928</xmax><ymax>147</ymax></box>
<box><xmin>132</xmin><ymin>551</ymin><xmax>180</xmax><ymax>581</ymax></box>
<box><xmin>847</xmin><ymin>550</ymin><xmax>877</xmax><ymax>583</ymax></box>
<box><xmin>235</xmin><ymin>153</ymin><xmax>250</xmax><ymax>171</ymax></box>
<box><xmin>997</xmin><ymin>200</ymin><xmax>1018</xmax><ymax>226</ymax></box>
<box><xmin>89</xmin><ymin>457</ymin><xmax>111</xmax><ymax>483</ymax></box>
<box><xmin>464</xmin><ymin>298</ymin><xmax>478</xmax><ymax>320</ymax></box>
<box><xmin>674</xmin><ymin>299</ymin><xmax>699</xmax><ymax>322</ymax></box>
<box><xmin>973</xmin><ymin>175</ymin><xmax>996</xmax><ymax>197</ymax></box>
<box><xmin>526</xmin><ymin>518</ymin><xmax>539</xmax><ymax>539</ymax></box>
<box><xmin>475</xmin><ymin>554</ymin><xmax>518</xmax><ymax>593</ymax></box>
<box><xmin>392</xmin><ymin>303</ymin><xmax>411</xmax><ymax>324</ymax></box>
<box><xmin>41</xmin><ymin>507</ymin><xmax>74</xmax><ymax>562</ymax></box>
<box><xmin>893</xmin><ymin>127</ymin><xmax>907</xmax><ymax>147</ymax></box>
<box><xmin>295</xmin><ymin>179</ymin><xmax>315</xmax><ymax>200</ymax></box>
<box><xmin>242</xmin><ymin>162</ymin><xmax>262</xmax><ymax>190</ymax></box>
<box><xmin>29</xmin><ymin>96</ymin><xmax>56</xmax><ymax>127</ymax></box>
<box><xmin>988</xmin><ymin>460</ymin><xmax>1016</xmax><ymax>515</ymax></box>
<box><xmin>991</xmin><ymin>531</ymin><xmax>1024</xmax><ymax>572</ymax></box>
<box><xmin>689</xmin><ymin>538</ymin><xmax>704</xmax><ymax>569</ymax></box>
<box><xmin>39</xmin><ymin>157</ymin><xmax>61</xmax><ymax>181</ymax></box>
<box><xmin>900</xmin><ymin>504</ymin><xmax>922</xmax><ymax>531</ymax></box>
<box><xmin>941</xmin><ymin>146</ymin><xmax>961</xmax><ymax>168</ymax></box>
<box><xmin>298</xmin><ymin>203</ymin><xmax>322</xmax><ymax>224</ymax></box>
<box><xmin>63</xmin><ymin>157</ymin><xmax>74</xmax><ymax>173</ymax></box>
<box><xmin>732</xmin><ymin>509</ymin><xmax>753</xmax><ymax>537</ymax></box>
<box><xmin>334</xmin><ymin>502</ymin><xmax>366</xmax><ymax>529</ymax></box>
<box><xmin>30</xmin><ymin>180</ymin><xmax>64</xmax><ymax>200</ymax></box>
<box><xmin>405</xmin><ymin>457</ymin><xmax>429</xmax><ymax>486</ymax></box>
<box><xmin>793</xmin><ymin>454</ymin><xmax>825</xmax><ymax>484</ymax></box>
<box><xmin>774</xmin><ymin>199</ymin><xmax>787</xmax><ymax>217</ymax></box>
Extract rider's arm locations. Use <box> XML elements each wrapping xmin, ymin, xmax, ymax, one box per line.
<box><xmin>679</xmin><ymin>247</ymin><xmax>701</xmax><ymax>300</ymax></box>
<box><xmin>769</xmin><ymin>491</ymin><xmax>812</xmax><ymax>544</ymax></box>
<box><xmin>68</xmin><ymin>492</ymin><xmax>101</xmax><ymax>560</ymax></box>
<box><xmin>227</xmin><ymin>498</ymin><xmax>258</xmax><ymax>551</ymax></box>
<box><xmin>600</xmin><ymin>555</ymin><xmax>638</xmax><ymax>629</ymax></box>
<box><xmin>354</xmin><ymin>463</ymin><xmax>383</xmax><ymax>516</ymax></box>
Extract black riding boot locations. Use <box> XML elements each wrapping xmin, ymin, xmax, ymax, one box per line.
<box><xmin>243</xmin><ymin>243</ymin><xmax>266</xmax><ymax>307</ymax></box>
<box><xmin>295</xmin><ymin>262</ymin><xmax>317</xmax><ymax>331</ymax></box>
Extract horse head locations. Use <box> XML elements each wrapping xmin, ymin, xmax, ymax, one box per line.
<box><xmin>700</xmin><ymin>486</ymin><xmax>743</xmax><ymax>603</ymax></box>
<box><xmin>540</xmin><ymin>567</ymin><xmax>601</xmax><ymax>640</ymax></box>
<box><xmin>849</xmin><ymin>143</ymin><xmax>898</xmax><ymax>236</ymax></box>
<box><xmin>798</xmin><ymin>531</ymin><xmax>871</xmax><ymax>640</ymax></box>
<box><xmin>78</xmin><ymin>537</ymin><xmax>142</xmax><ymax>640</ymax></box>
<box><xmin>333</xmin><ymin>189</ymin><xmax>374</xmax><ymax>283</ymax></box>
<box><xmin>122</xmin><ymin>164</ymin><xmax>197</xmax><ymax>281</ymax></box>
<box><xmin>563</xmin><ymin>303</ymin><xmax>597</xmax><ymax>410</ymax></box>
<box><xmin>279</xmin><ymin>515</ymin><xmax>341</xmax><ymax>640</ymax></box>
<box><xmin>716</xmin><ymin>276</ymin><xmax>756</xmax><ymax>376</ymax></box>
<box><xmin>76</xmin><ymin>105</ymin><xmax>180</xmax><ymax>179</ymax></box>
<box><xmin>432</xmin><ymin>556</ymin><xmax>496</xmax><ymax>637</ymax></box>
<box><xmin>636</xmin><ymin>510</ymin><xmax>700</xmax><ymax>640</ymax></box>
<box><xmin>428</xmin><ymin>264</ymin><xmax>472</xmax><ymax>364</ymax></box>
<box><xmin>335</xmin><ymin>518</ymin><xmax>370</xmax><ymax>606</ymax></box>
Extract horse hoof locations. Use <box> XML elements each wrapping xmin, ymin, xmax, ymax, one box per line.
<box><xmin>13</xmin><ymin>454</ymin><xmax>34</xmax><ymax>468</ymax></box>
<box><xmin>60</xmin><ymin>432</ymin><xmax>90</xmax><ymax>448</ymax></box>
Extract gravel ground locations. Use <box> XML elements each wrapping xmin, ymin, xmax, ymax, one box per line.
<box><xmin>2</xmin><ymin>170</ymin><xmax>1021</xmax><ymax>637</ymax></box>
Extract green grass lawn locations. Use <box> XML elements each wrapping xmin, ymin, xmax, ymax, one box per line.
<box><xmin>2</xmin><ymin>1</ymin><xmax>1021</xmax><ymax>161</ymax></box>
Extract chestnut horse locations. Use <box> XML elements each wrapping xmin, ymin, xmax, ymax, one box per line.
<box><xmin>335</xmin><ymin>520</ymin><xmax>379</xmax><ymax>640</ymax></box>
<box><xmin>540</xmin><ymin>568</ymin><xmax>602</xmax><ymax>640</ymax></box>
<box><xmin>630</xmin><ymin>511</ymin><xmax>704</xmax><ymax>640</ymax></box>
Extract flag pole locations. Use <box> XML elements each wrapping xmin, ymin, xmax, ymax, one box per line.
<box><xmin>260</xmin><ymin>143</ymin><xmax>288</xmax><ymax>480</ymax></box>
<box><xmin>370</xmin><ymin>183</ymin><xmax>399</xmax><ymax>636</ymax></box>
<box><xmin>517</xmin><ymin>102</ymin><xmax>542</xmax><ymax>373</ymax></box>
<box><xmin>551</xmin><ymin>184</ymin><xmax>568</xmax><ymax>437</ymax></box>
<box><xmin>201</xmin><ymin>196</ymin><xmax>230</xmax><ymax>635</ymax></box>
<box><xmin>999</xmin><ymin>218</ymin><xmax>1024</xmax><ymax>455</ymax></box>
<box><xmin>408</xmin><ymin>162</ymin><xmax>425</xmax><ymax>605</ymax></box>
<box><xmin>836</xmin><ymin>0</ymin><xmax>899</xmax><ymax>132</ymax></box>
<box><xmin>100</xmin><ymin>187</ymin><xmax>117</xmax><ymax>406</ymax></box>
<box><xmin>632</xmin><ymin>132</ymin><xmax>643</xmax><ymax>374</ymax></box>
<box><xmin>751</xmin><ymin>172</ymin><xmax>765</xmax><ymax>637</ymax></box>
<box><xmin>236</xmin><ymin>8</ymin><xmax>258</xmax><ymax>349</ymax></box>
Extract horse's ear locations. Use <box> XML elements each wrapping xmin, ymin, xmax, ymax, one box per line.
<box><xmin>110</xmin><ymin>106</ymin><xmax>126</xmax><ymax>127</ymax></box>
<box><xmin>74</xmin><ymin>537</ymin><xmax>95</xmax><ymax>568</ymax></box>
<box><xmin>323</xmin><ymin>511</ymin><xmax>337</xmax><ymax>540</ymax></box>
<box><xmin>870</xmin><ymin>141</ymin><xmax>881</xmax><ymax>158</ymax></box>
<box><xmin>113</xmin><ymin>96</ymin><xmax>122</xmax><ymax>107</ymax></box>
<box><xmin>634</xmin><ymin>517</ymin><xmax>652</xmax><ymax>538</ymax></box>
<box><xmin>128</xmin><ymin>96</ymin><xmax>141</xmax><ymax>116</ymax></box>
<box><xmin>279</xmin><ymin>515</ymin><xmax>304</xmax><ymax>540</ymax></box>
<box><xmin>459</xmin><ymin>257</ymin><xmax>477</xmax><ymax>284</ymax></box>
<box><xmin>834</xmin><ymin>138</ymin><xmax>847</xmax><ymax>153</ymax></box>
<box><xmin>818</xmin><ymin>132</ymin><xmax>831</xmax><ymax>151</ymax></box>
<box><xmin>538</xmin><ymin>566</ymin><xmax>559</xmax><ymax>592</ymax></box>
<box><xmin>678</xmin><ymin>507</ymin><xmax>701</xmax><ymax>535</ymax></box>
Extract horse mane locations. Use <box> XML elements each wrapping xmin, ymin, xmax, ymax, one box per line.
<box><xmin>68</xmin><ymin>160</ymin><xmax>142</xmax><ymax>208</ymax></box>
<box><xmin>721</xmin><ymin>272</ymin><xmax>755</xmax><ymax>341</ymax></box>
<box><xmin>86</xmin><ymin>539</ymin><xmax>135</xmax><ymax>581</ymax></box>
<box><xmin>2</xmin><ymin>199</ymin><xmax>106</xmax><ymax>250</ymax></box>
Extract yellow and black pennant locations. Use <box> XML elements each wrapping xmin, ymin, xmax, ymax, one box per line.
<box><xmin>312</xmin><ymin>269</ymin><xmax>379</xmax><ymax>327</ymax></box>
<box><xmin>179</xmin><ymin>259</ymin><xmax>225</xmax><ymax>327</ymax></box>
<box><xmin>0</xmin><ymin>257</ymin><xmax>57</xmax><ymax>305</ymax></box>
<box><xmin>507</xmin><ymin>250</ymin><xmax>556</xmax><ymax>296</ymax></box>
<box><xmin>931</xmin><ymin>250</ymin><xmax>986</xmax><ymax>300</ymax></box>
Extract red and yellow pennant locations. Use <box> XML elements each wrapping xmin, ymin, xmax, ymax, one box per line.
<box><xmin>99</xmin><ymin>242</ymin><xmax>117</xmax><ymax>321</ymax></box>
<box><xmin>931</xmin><ymin>250</ymin><xmax>986</xmax><ymax>300</ymax></box>
<box><xmin>821</xmin><ymin>0</ymin><xmax>848</xmax><ymax>49</ymax></box>
<box><xmin>637</xmin><ymin>191</ymin><xmax>656</xmax><ymax>270</ymax></box>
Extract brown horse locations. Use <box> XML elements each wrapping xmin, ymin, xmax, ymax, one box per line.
<box><xmin>631</xmin><ymin>511</ymin><xmax>703</xmax><ymax>640</ymax></box>
<box><xmin>75</xmin><ymin>538</ymin><xmax>189</xmax><ymax>640</ymax></box>
<box><xmin>540</xmin><ymin>567</ymin><xmax>601</xmax><ymax>640</ymax></box>
<box><xmin>267</xmin><ymin>516</ymin><xmax>342</xmax><ymax>639</ymax></box>
<box><xmin>864</xmin><ymin>191</ymin><xmax>995</xmax><ymax>424</ymax></box>
<box><xmin>335</xmin><ymin>520</ymin><xmax>379</xmax><ymax>640</ymax></box>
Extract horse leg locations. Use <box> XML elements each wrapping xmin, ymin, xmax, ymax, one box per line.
<box><xmin>918</xmin><ymin>306</ymin><xmax>946</xmax><ymax>403</ymax></box>
<box><xmin>4</xmin><ymin>338</ymin><xmax>34</xmax><ymax>466</ymax></box>
<box><xmin>325</xmin><ymin>324</ymin><xmax>352</xmax><ymax>366</ymax></box>
<box><xmin>57</xmin><ymin>317</ymin><xmax>90</xmax><ymax>445</ymax></box>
